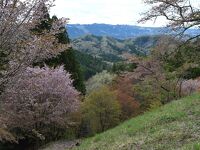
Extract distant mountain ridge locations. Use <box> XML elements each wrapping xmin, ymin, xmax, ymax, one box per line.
<box><xmin>67</xmin><ymin>23</ymin><xmax>199</xmax><ymax>39</ymax></box>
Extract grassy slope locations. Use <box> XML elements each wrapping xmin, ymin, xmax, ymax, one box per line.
<box><xmin>73</xmin><ymin>93</ymin><xmax>200</xmax><ymax>150</ymax></box>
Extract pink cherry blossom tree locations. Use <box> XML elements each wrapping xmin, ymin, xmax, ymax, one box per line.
<box><xmin>0</xmin><ymin>66</ymin><xmax>80</xmax><ymax>141</ymax></box>
<box><xmin>0</xmin><ymin>0</ymin><xmax>68</xmax><ymax>89</ymax></box>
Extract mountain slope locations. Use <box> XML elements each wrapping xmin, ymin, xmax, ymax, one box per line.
<box><xmin>72</xmin><ymin>93</ymin><xmax>200</xmax><ymax>150</ymax></box>
<box><xmin>67</xmin><ymin>23</ymin><xmax>200</xmax><ymax>39</ymax></box>
<box><xmin>74</xmin><ymin>50</ymin><xmax>110</xmax><ymax>80</ymax></box>
<box><xmin>72</xmin><ymin>35</ymin><xmax>159</xmax><ymax>63</ymax></box>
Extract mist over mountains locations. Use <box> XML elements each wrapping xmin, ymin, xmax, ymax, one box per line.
<box><xmin>67</xmin><ymin>23</ymin><xmax>199</xmax><ymax>39</ymax></box>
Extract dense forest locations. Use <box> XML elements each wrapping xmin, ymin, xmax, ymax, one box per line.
<box><xmin>74</xmin><ymin>50</ymin><xmax>110</xmax><ymax>80</ymax></box>
<box><xmin>0</xmin><ymin>0</ymin><xmax>200</xmax><ymax>150</ymax></box>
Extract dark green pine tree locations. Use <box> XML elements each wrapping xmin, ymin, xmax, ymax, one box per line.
<box><xmin>49</xmin><ymin>16</ymin><xmax>86</xmax><ymax>94</ymax></box>
<box><xmin>45</xmin><ymin>47</ymin><xmax>86</xmax><ymax>95</ymax></box>
<box><xmin>33</xmin><ymin>8</ymin><xmax>86</xmax><ymax>94</ymax></box>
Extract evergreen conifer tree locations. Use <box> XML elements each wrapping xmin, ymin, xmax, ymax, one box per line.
<box><xmin>33</xmin><ymin>8</ymin><xmax>86</xmax><ymax>94</ymax></box>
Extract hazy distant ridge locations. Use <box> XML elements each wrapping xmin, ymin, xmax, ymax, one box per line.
<box><xmin>67</xmin><ymin>23</ymin><xmax>199</xmax><ymax>39</ymax></box>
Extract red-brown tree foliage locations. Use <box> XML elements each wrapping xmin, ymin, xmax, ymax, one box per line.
<box><xmin>111</xmin><ymin>73</ymin><xmax>140</xmax><ymax>120</ymax></box>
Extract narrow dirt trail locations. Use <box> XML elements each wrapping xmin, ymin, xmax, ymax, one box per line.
<box><xmin>40</xmin><ymin>140</ymin><xmax>80</xmax><ymax>150</ymax></box>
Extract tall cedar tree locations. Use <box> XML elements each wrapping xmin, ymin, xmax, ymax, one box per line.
<box><xmin>46</xmin><ymin>47</ymin><xmax>86</xmax><ymax>95</ymax></box>
<box><xmin>33</xmin><ymin>8</ymin><xmax>86</xmax><ymax>94</ymax></box>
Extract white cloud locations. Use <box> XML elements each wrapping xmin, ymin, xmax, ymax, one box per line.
<box><xmin>50</xmin><ymin>0</ymin><xmax>199</xmax><ymax>27</ymax></box>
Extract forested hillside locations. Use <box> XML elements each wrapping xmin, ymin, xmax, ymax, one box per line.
<box><xmin>0</xmin><ymin>0</ymin><xmax>200</xmax><ymax>150</ymax></box>
<box><xmin>74</xmin><ymin>50</ymin><xmax>110</xmax><ymax>80</ymax></box>
<box><xmin>72</xmin><ymin>34</ymin><xmax>160</xmax><ymax>63</ymax></box>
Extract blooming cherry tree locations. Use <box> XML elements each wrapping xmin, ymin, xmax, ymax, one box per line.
<box><xmin>0</xmin><ymin>66</ymin><xmax>80</xmax><ymax>140</ymax></box>
<box><xmin>0</xmin><ymin>0</ymin><xmax>68</xmax><ymax>88</ymax></box>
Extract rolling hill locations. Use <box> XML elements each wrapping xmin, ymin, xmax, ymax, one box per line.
<box><xmin>72</xmin><ymin>34</ymin><xmax>160</xmax><ymax>63</ymax></box>
<box><xmin>71</xmin><ymin>93</ymin><xmax>200</xmax><ymax>150</ymax></box>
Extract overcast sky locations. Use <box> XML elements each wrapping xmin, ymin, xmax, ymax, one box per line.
<box><xmin>50</xmin><ymin>0</ymin><xmax>199</xmax><ymax>27</ymax></box>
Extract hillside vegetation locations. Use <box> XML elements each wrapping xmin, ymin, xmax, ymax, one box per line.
<box><xmin>72</xmin><ymin>93</ymin><xmax>200</xmax><ymax>150</ymax></box>
<box><xmin>72</xmin><ymin>35</ymin><xmax>160</xmax><ymax>63</ymax></box>
<box><xmin>74</xmin><ymin>50</ymin><xmax>110</xmax><ymax>80</ymax></box>
<box><xmin>1</xmin><ymin>0</ymin><xmax>200</xmax><ymax>149</ymax></box>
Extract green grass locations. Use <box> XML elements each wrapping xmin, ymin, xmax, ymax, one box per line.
<box><xmin>72</xmin><ymin>93</ymin><xmax>200</xmax><ymax>150</ymax></box>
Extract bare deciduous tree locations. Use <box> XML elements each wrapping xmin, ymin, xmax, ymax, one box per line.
<box><xmin>139</xmin><ymin>0</ymin><xmax>200</xmax><ymax>34</ymax></box>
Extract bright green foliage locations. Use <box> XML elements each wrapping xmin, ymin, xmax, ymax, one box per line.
<box><xmin>81</xmin><ymin>86</ymin><xmax>121</xmax><ymax>135</ymax></box>
<box><xmin>133</xmin><ymin>78</ymin><xmax>162</xmax><ymax>110</ymax></box>
<box><xmin>193</xmin><ymin>143</ymin><xmax>200</xmax><ymax>150</ymax></box>
<box><xmin>86</xmin><ymin>71</ymin><xmax>116</xmax><ymax>94</ymax></box>
<box><xmin>71</xmin><ymin>93</ymin><xmax>200</xmax><ymax>150</ymax></box>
